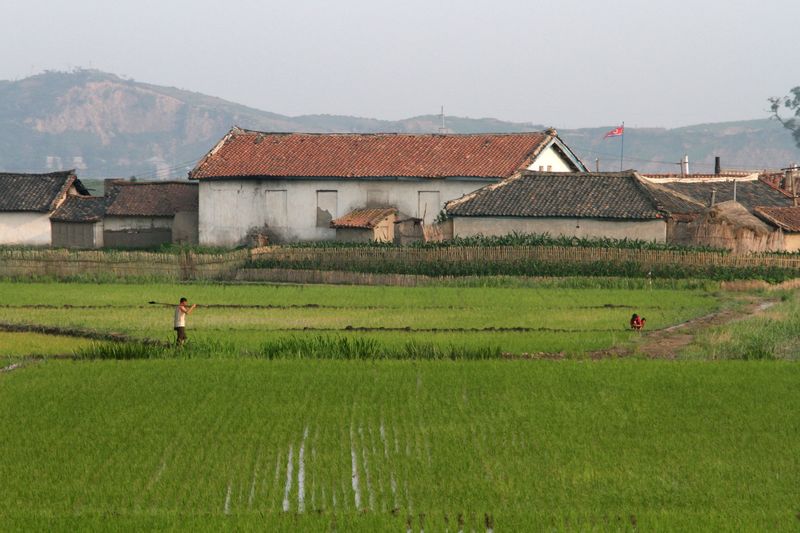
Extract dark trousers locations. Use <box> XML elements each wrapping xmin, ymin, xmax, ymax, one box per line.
<box><xmin>175</xmin><ymin>327</ymin><xmax>187</xmax><ymax>344</ymax></box>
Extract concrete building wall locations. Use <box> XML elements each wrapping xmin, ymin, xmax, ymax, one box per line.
<box><xmin>199</xmin><ymin>179</ymin><xmax>493</xmax><ymax>246</ymax></box>
<box><xmin>452</xmin><ymin>216</ymin><xmax>667</xmax><ymax>242</ymax></box>
<box><xmin>103</xmin><ymin>216</ymin><xmax>173</xmax><ymax>248</ymax></box>
<box><xmin>525</xmin><ymin>147</ymin><xmax>573</xmax><ymax>172</ymax></box>
<box><xmin>197</xmin><ymin>144</ymin><xmax>577</xmax><ymax>246</ymax></box>
<box><xmin>173</xmin><ymin>211</ymin><xmax>199</xmax><ymax>245</ymax></box>
<box><xmin>0</xmin><ymin>212</ymin><xmax>52</xmax><ymax>245</ymax></box>
<box><xmin>52</xmin><ymin>221</ymin><xmax>103</xmax><ymax>249</ymax></box>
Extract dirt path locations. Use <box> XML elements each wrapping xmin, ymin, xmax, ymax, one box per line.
<box><xmin>591</xmin><ymin>296</ymin><xmax>778</xmax><ymax>359</ymax></box>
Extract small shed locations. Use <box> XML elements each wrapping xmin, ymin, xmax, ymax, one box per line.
<box><xmin>50</xmin><ymin>195</ymin><xmax>106</xmax><ymax>248</ymax></box>
<box><xmin>755</xmin><ymin>206</ymin><xmax>800</xmax><ymax>252</ymax></box>
<box><xmin>330</xmin><ymin>208</ymin><xmax>397</xmax><ymax>242</ymax></box>
<box><xmin>393</xmin><ymin>217</ymin><xmax>425</xmax><ymax>244</ymax></box>
<box><xmin>688</xmin><ymin>201</ymin><xmax>783</xmax><ymax>253</ymax></box>
<box><xmin>103</xmin><ymin>181</ymin><xmax>199</xmax><ymax>248</ymax></box>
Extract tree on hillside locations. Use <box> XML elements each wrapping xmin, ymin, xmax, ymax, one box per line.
<box><xmin>769</xmin><ymin>87</ymin><xmax>800</xmax><ymax>150</ymax></box>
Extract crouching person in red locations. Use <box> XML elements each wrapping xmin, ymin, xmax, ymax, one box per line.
<box><xmin>630</xmin><ymin>313</ymin><xmax>646</xmax><ymax>331</ymax></box>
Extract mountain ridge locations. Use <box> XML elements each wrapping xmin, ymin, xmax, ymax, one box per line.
<box><xmin>0</xmin><ymin>69</ymin><xmax>797</xmax><ymax>178</ymax></box>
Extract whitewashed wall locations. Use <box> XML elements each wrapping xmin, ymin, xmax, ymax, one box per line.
<box><xmin>198</xmin><ymin>178</ymin><xmax>494</xmax><ymax>245</ymax></box>
<box><xmin>0</xmin><ymin>212</ymin><xmax>52</xmax><ymax>245</ymax></box>
<box><xmin>198</xmin><ymin>143</ymin><xmax>577</xmax><ymax>245</ymax></box>
<box><xmin>452</xmin><ymin>216</ymin><xmax>667</xmax><ymax>242</ymax></box>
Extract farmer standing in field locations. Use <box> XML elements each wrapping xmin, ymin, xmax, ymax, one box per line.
<box><xmin>174</xmin><ymin>297</ymin><xmax>196</xmax><ymax>345</ymax></box>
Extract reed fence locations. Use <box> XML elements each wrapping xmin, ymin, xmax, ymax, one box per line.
<box><xmin>2</xmin><ymin>245</ymin><xmax>799</xmax><ymax>283</ymax></box>
<box><xmin>248</xmin><ymin>245</ymin><xmax>800</xmax><ymax>270</ymax></box>
<box><xmin>0</xmin><ymin>248</ymin><xmax>249</xmax><ymax>281</ymax></box>
<box><xmin>236</xmin><ymin>268</ymin><xmax>449</xmax><ymax>286</ymax></box>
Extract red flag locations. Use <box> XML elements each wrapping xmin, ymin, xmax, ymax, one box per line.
<box><xmin>604</xmin><ymin>125</ymin><xmax>624</xmax><ymax>138</ymax></box>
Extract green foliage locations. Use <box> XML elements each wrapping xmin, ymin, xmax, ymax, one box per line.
<box><xmin>769</xmin><ymin>86</ymin><xmax>800</xmax><ymax>149</ymax></box>
<box><xmin>279</xmin><ymin>232</ymin><xmax>728</xmax><ymax>252</ymax></box>
<box><xmin>246</xmin><ymin>233</ymin><xmax>800</xmax><ymax>282</ymax></box>
<box><xmin>249</xmin><ymin>255</ymin><xmax>799</xmax><ymax>282</ymax></box>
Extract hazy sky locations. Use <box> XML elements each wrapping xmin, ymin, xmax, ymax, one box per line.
<box><xmin>2</xmin><ymin>0</ymin><xmax>798</xmax><ymax>128</ymax></box>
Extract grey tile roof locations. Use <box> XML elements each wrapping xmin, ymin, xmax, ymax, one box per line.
<box><xmin>50</xmin><ymin>195</ymin><xmax>107</xmax><ymax>222</ymax></box>
<box><xmin>659</xmin><ymin>179</ymin><xmax>793</xmax><ymax>212</ymax></box>
<box><xmin>640</xmin><ymin>182</ymin><xmax>706</xmax><ymax>216</ymax></box>
<box><xmin>446</xmin><ymin>171</ymin><xmax>666</xmax><ymax>220</ymax></box>
<box><xmin>0</xmin><ymin>171</ymin><xmax>89</xmax><ymax>212</ymax></box>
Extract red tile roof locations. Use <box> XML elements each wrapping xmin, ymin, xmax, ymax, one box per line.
<box><xmin>189</xmin><ymin>128</ymin><xmax>556</xmax><ymax>180</ymax></box>
<box><xmin>105</xmin><ymin>181</ymin><xmax>198</xmax><ymax>217</ymax></box>
<box><xmin>754</xmin><ymin>206</ymin><xmax>800</xmax><ymax>232</ymax></box>
<box><xmin>331</xmin><ymin>208</ymin><xmax>397</xmax><ymax>229</ymax></box>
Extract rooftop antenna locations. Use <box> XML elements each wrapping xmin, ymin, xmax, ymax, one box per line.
<box><xmin>439</xmin><ymin>105</ymin><xmax>446</xmax><ymax>134</ymax></box>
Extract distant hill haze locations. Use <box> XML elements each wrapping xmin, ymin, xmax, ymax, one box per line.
<box><xmin>1</xmin><ymin>70</ymin><xmax>798</xmax><ymax>178</ymax></box>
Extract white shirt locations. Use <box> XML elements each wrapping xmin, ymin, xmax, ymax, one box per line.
<box><xmin>174</xmin><ymin>305</ymin><xmax>187</xmax><ymax>328</ymax></box>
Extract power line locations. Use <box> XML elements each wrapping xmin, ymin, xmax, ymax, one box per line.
<box><xmin>128</xmin><ymin>156</ymin><xmax>203</xmax><ymax>181</ymax></box>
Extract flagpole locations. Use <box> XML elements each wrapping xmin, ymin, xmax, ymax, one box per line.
<box><xmin>619</xmin><ymin>121</ymin><xmax>624</xmax><ymax>171</ymax></box>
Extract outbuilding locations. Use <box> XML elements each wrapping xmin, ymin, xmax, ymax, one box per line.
<box><xmin>445</xmin><ymin>171</ymin><xmax>668</xmax><ymax>241</ymax></box>
<box><xmin>102</xmin><ymin>180</ymin><xmax>199</xmax><ymax>248</ymax></box>
<box><xmin>330</xmin><ymin>207</ymin><xmax>397</xmax><ymax>242</ymax></box>
<box><xmin>50</xmin><ymin>195</ymin><xmax>106</xmax><ymax>248</ymax></box>
<box><xmin>0</xmin><ymin>170</ymin><xmax>89</xmax><ymax>246</ymax></box>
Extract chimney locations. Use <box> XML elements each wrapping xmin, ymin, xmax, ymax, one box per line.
<box><xmin>714</xmin><ymin>156</ymin><xmax>721</xmax><ymax>175</ymax></box>
<box><xmin>682</xmin><ymin>155</ymin><xmax>690</xmax><ymax>176</ymax></box>
<box><xmin>793</xmin><ymin>164</ymin><xmax>798</xmax><ymax>206</ymax></box>
<box><xmin>710</xmin><ymin>187</ymin><xmax>717</xmax><ymax>207</ymax></box>
<box><xmin>733</xmin><ymin>180</ymin><xmax>737</xmax><ymax>203</ymax></box>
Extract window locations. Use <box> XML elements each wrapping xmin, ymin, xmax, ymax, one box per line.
<box><xmin>316</xmin><ymin>190</ymin><xmax>338</xmax><ymax>227</ymax></box>
<box><xmin>417</xmin><ymin>191</ymin><xmax>440</xmax><ymax>224</ymax></box>
<box><xmin>265</xmin><ymin>190</ymin><xmax>287</xmax><ymax>227</ymax></box>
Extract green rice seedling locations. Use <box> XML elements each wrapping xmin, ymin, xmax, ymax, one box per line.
<box><xmin>399</xmin><ymin>340</ymin><xmax>501</xmax><ymax>360</ymax></box>
<box><xmin>73</xmin><ymin>338</ymin><xmax>241</xmax><ymax>360</ymax></box>
<box><xmin>0</xmin><ymin>280</ymin><xmax>731</xmax><ymax>358</ymax></box>
<box><xmin>0</xmin><ymin>331</ymin><xmax>92</xmax><ymax>357</ymax></box>
<box><xmin>74</xmin><ymin>341</ymin><xmax>172</xmax><ymax>360</ymax></box>
<box><xmin>257</xmin><ymin>335</ymin><xmax>383</xmax><ymax>360</ymax></box>
<box><xmin>4</xmin><ymin>359</ymin><xmax>797</xmax><ymax>530</ymax></box>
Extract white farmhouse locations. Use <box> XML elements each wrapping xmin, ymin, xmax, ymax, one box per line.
<box><xmin>0</xmin><ymin>170</ymin><xmax>89</xmax><ymax>246</ymax></box>
<box><xmin>189</xmin><ymin>128</ymin><xmax>586</xmax><ymax>245</ymax></box>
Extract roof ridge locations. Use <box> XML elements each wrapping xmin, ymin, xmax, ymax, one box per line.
<box><xmin>231</xmin><ymin>129</ymin><xmax>550</xmax><ymax>137</ymax></box>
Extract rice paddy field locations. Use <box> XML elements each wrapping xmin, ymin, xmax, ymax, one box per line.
<box><xmin>0</xmin><ymin>281</ymin><xmax>724</xmax><ymax>357</ymax></box>
<box><xmin>1</xmin><ymin>280</ymin><xmax>799</xmax><ymax>531</ymax></box>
